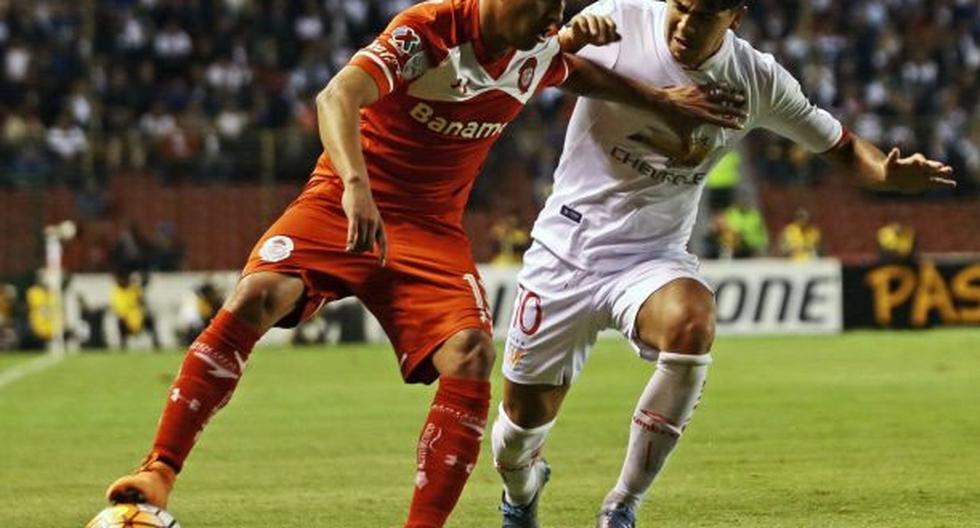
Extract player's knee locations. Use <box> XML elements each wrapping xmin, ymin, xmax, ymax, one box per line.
<box><xmin>225</xmin><ymin>280</ymin><xmax>270</xmax><ymax>313</ymax></box>
<box><xmin>655</xmin><ymin>303</ymin><xmax>715</xmax><ymax>354</ymax></box>
<box><xmin>224</xmin><ymin>273</ymin><xmax>302</xmax><ymax>330</ymax></box>
<box><xmin>502</xmin><ymin>396</ymin><xmax>553</xmax><ymax>430</ymax></box>
<box><xmin>437</xmin><ymin>329</ymin><xmax>496</xmax><ymax>380</ymax></box>
<box><xmin>502</xmin><ymin>399</ymin><xmax>531</xmax><ymax>429</ymax></box>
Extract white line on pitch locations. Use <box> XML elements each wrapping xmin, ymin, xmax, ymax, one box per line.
<box><xmin>0</xmin><ymin>353</ymin><xmax>65</xmax><ymax>390</ymax></box>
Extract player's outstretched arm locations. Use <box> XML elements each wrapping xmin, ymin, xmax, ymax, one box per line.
<box><xmin>315</xmin><ymin>66</ymin><xmax>388</xmax><ymax>265</ymax></box>
<box><xmin>561</xmin><ymin>54</ymin><xmax>746</xmax><ymax>131</ymax></box>
<box><xmin>821</xmin><ymin>132</ymin><xmax>956</xmax><ymax>193</ymax></box>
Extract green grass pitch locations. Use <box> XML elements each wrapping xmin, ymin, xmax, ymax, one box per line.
<box><xmin>1</xmin><ymin>329</ymin><xmax>978</xmax><ymax>527</ymax></box>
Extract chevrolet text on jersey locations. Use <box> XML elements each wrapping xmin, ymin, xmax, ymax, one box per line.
<box><xmin>610</xmin><ymin>146</ymin><xmax>707</xmax><ymax>185</ymax></box>
<box><xmin>410</xmin><ymin>102</ymin><xmax>509</xmax><ymax>139</ymax></box>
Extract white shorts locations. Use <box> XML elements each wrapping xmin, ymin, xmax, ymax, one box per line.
<box><xmin>503</xmin><ymin>241</ymin><xmax>710</xmax><ymax>386</ymax></box>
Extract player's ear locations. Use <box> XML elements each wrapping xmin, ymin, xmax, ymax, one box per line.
<box><xmin>729</xmin><ymin>5</ymin><xmax>747</xmax><ymax>31</ymax></box>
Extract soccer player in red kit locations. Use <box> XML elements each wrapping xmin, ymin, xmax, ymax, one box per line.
<box><xmin>104</xmin><ymin>0</ymin><xmax>747</xmax><ymax>525</ymax></box>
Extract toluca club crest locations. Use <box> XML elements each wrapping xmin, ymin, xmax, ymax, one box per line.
<box><xmin>518</xmin><ymin>57</ymin><xmax>537</xmax><ymax>94</ymax></box>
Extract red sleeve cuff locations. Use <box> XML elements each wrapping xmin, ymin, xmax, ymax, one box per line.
<box><xmin>831</xmin><ymin>126</ymin><xmax>852</xmax><ymax>151</ymax></box>
<box><xmin>540</xmin><ymin>52</ymin><xmax>574</xmax><ymax>89</ymax></box>
<box><xmin>350</xmin><ymin>51</ymin><xmax>395</xmax><ymax>97</ymax></box>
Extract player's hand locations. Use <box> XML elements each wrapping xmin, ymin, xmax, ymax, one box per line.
<box><xmin>559</xmin><ymin>13</ymin><xmax>621</xmax><ymax>53</ymax></box>
<box><xmin>341</xmin><ymin>180</ymin><xmax>388</xmax><ymax>266</ymax></box>
<box><xmin>879</xmin><ymin>148</ymin><xmax>956</xmax><ymax>193</ymax></box>
<box><xmin>662</xmin><ymin>83</ymin><xmax>747</xmax><ymax>131</ymax></box>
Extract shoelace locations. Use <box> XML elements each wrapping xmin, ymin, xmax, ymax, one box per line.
<box><xmin>500</xmin><ymin>499</ymin><xmax>534</xmax><ymax>519</ymax></box>
<box><xmin>600</xmin><ymin>505</ymin><xmax>636</xmax><ymax>528</ymax></box>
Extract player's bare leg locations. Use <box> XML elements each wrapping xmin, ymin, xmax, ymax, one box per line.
<box><xmin>493</xmin><ymin>380</ymin><xmax>570</xmax><ymax>527</ymax></box>
<box><xmin>106</xmin><ymin>271</ymin><xmax>305</xmax><ymax>508</ymax></box>
<box><xmin>598</xmin><ymin>278</ymin><xmax>715</xmax><ymax>527</ymax></box>
<box><xmin>403</xmin><ymin>329</ymin><xmax>495</xmax><ymax>528</ymax></box>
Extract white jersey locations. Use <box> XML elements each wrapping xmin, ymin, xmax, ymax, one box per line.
<box><xmin>532</xmin><ymin>0</ymin><xmax>844</xmax><ymax>271</ymax></box>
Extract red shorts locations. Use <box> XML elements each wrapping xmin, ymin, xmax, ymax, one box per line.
<box><xmin>242</xmin><ymin>180</ymin><xmax>492</xmax><ymax>384</ymax></box>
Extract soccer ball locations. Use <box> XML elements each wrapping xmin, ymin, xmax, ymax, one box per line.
<box><xmin>85</xmin><ymin>503</ymin><xmax>181</xmax><ymax>528</ymax></box>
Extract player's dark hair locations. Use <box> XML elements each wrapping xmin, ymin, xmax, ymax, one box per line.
<box><xmin>704</xmin><ymin>0</ymin><xmax>747</xmax><ymax>12</ymax></box>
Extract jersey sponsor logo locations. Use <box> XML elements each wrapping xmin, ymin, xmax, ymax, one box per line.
<box><xmin>410</xmin><ymin>102</ymin><xmax>509</xmax><ymax>140</ymax></box>
<box><xmin>365</xmin><ymin>41</ymin><xmax>427</xmax><ymax>83</ymax></box>
<box><xmin>610</xmin><ymin>145</ymin><xmax>707</xmax><ymax>186</ymax></box>
<box><xmin>367</xmin><ymin>41</ymin><xmax>400</xmax><ymax>70</ymax></box>
<box><xmin>633</xmin><ymin>410</ymin><xmax>681</xmax><ymax>438</ymax></box>
<box><xmin>258</xmin><ymin>235</ymin><xmax>294</xmax><ymax>262</ymax></box>
<box><xmin>517</xmin><ymin>57</ymin><xmax>538</xmax><ymax>94</ymax></box>
<box><xmin>190</xmin><ymin>341</ymin><xmax>245</xmax><ymax>380</ymax></box>
<box><xmin>389</xmin><ymin>26</ymin><xmax>422</xmax><ymax>56</ymax></box>
<box><xmin>169</xmin><ymin>387</ymin><xmax>202</xmax><ymax>412</ymax></box>
<box><xmin>560</xmin><ymin>205</ymin><xmax>582</xmax><ymax>224</ymax></box>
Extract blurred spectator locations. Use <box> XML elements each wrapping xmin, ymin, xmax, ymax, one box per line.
<box><xmin>139</xmin><ymin>102</ymin><xmax>178</xmax><ymax>145</ymax></box>
<box><xmin>490</xmin><ymin>215</ymin><xmax>530</xmax><ymax>266</ymax></box>
<box><xmin>177</xmin><ymin>279</ymin><xmax>224</xmax><ymax>346</ymax></box>
<box><xmin>109</xmin><ymin>272</ymin><xmax>160</xmax><ymax>350</ymax></box>
<box><xmin>148</xmin><ymin>221</ymin><xmax>185</xmax><ymax>271</ymax></box>
<box><xmin>779</xmin><ymin>208</ymin><xmax>823</xmax><ymax>262</ymax></box>
<box><xmin>753</xmin><ymin>141</ymin><xmax>822</xmax><ymax>185</ymax></box>
<box><xmin>0</xmin><ymin>283</ymin><xmax>18</xmax><ymax>350</ymax></box>
<box><xmin>159</xmin><ymin>110</ymin><xmax>206</xmax><ymax>182</ymax></box>
<box><xmin>3</xmin><ymin>37</ymin><xmax>31</xmax><ymax>87</ymax></box>
<box><xmin>45</xmin><ymin>111</ymin><xmax>88</xmax><ymax>184</ymax></box>
<box><xmin>108</xmin><ymin>221</ymin><xmax>185</xmax><ymax>274</ymax></box>
<box><xmin>3</xmin><ymin>106</ymin><xmax>44</xmax><ymax>148</ymax></box>
<box><xmin>721</xmin><ymin>199</ymin><xmax>769</xmax><ymax>258</ymax></box>
<box><xmin>46</xmin><ymin>116</ymin><xmax>86</xmax><ymax>161</ymax></box>
<box><xmin>877</xmin><ymin>222</ymin><xmax>918</xmax><ymax>264</ymax></box>
<box><xmin>292</xmin><ymin>300</ymin><xmax>367</xmax><ymax>346</ymax></box>
<box><xmin>706</xmin><ymin>151</ymin><xmax>742</xmax><ymax>212</ymax></box>
<box><xmin>74</xmin><ymin>294</ymin><xmax>108</xmax><ymax>350</ymax></box>
<box><xmin>705</xmin><ymin>211</ymin><xmax>741</xmax><ymax>260</ymax></box>
<box><xmin>75</xmin><ymin>177</ymin><xmax>110</xmax><ymax>220</ymax></box>
<box><xmin>24</xmin><ymin>274</ymin><xmax>56</xmax><ymax>350</ymax></box>
<box><xmin>110</xmin><ymin>223</ymin><xmax>151</xmax><ymax>275</ymax></box>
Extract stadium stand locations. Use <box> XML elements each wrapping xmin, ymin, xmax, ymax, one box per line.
<box><xmin>0</xmin><ymin>0</ymin><xmax>977</xmax><ymax>277</ymax></box>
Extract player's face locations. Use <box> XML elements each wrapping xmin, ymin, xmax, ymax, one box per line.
<box><xmin>500</xmin><ymin>0</ymin><xmax>566</xmax><ymax>51</ymax></box>
<box><xmin>666</xmin><ymin>0</ymin><xmax>745</xmax><ymax>67</ymax></box>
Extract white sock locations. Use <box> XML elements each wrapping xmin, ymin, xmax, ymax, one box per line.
<box><xmin>491</xmin><ymin>403</ymin><xmax>555</xmax><ymax>505</ymax></box>
<box><xmin>603</xmin><ymin>352</ymin><xmax>712</xmax><ymax>511</ymax></box>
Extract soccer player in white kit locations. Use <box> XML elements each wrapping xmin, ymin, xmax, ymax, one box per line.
<box><xmin>492</xmin><ymin>1</ymin><xmax>957</xmax><ymax>527</ymax></box>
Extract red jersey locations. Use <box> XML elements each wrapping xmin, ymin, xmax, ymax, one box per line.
<box><xmin>311</xmin><ymin>0</ymin><xmax>571</xmax><ymax>224</ymax></box>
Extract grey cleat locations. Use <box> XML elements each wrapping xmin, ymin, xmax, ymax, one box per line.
<box><xmin>500</xmin><ymin>459</ymin><xmax>551</xmax><ymax>528</ymax></box>
<box><xmin>595</xmin><ymin>502</ymin><xmax>637</xmax><ymax>528</ymax></box>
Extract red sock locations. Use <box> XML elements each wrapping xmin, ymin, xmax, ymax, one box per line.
<box><xmin>405</xmin><ymin>377</ymin><xmax>491</xmax><ymax>528</ymax></box>
<box><xmin>149</xmin><ymin>309</ymin><xmax>261</xmax><ymax>472</ymax></box>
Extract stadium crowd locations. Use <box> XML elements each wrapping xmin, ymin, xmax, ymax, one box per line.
<box><xmin>0</xmin><ymin>0</ymin><xmax>976</xmax><ymax>187</ymax></box>
<box><xmin>0</xmin><ymin>0</ymin><xmax>977</xmax><ymax>271</ymax></box>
